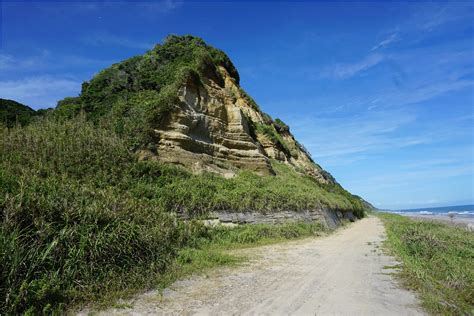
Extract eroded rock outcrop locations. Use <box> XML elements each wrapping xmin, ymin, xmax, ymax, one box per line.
<box><xmin>149</xmin><ymin>67</ymin><xmax>272</xmax><ymax>177</ymax></box>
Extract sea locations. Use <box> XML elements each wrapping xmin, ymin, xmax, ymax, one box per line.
<box><xmin>383</xmin><ymin>204</ymin><xmax>474</xmax><ymax>218</ymax></box>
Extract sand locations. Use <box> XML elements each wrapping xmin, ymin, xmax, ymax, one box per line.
<box><xmin>86</xmin><ymin>217</ymin><xmax>424</xmax><ymax>315</ymax></box>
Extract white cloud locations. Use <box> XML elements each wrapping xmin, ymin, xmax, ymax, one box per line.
<box><xmin>353</xmin><ymin>164</ymin><xmax>473</xmax><ymax>191</ymax></box>
<box><xmin>0</xmin><ymin>51</ymin><xmax>49</xmax><ymax>71</ymax></box>
<box><xmin>371</xmin><ymin>33</ymin><xmax>400</xmax><ymax>51</ymax></box>
<box><xmin>281</xmin><ymin>96</ymin><xmax>473</xmax><ymax>167</ymax></box>
<box><xmin>0</xmin><ymin>76</ymin><xmax>80</xmax><ymax>109</ymax></box>
<box><xmin>0</xmin><ymin>55</ymin><xmax>14</xmax><ymax>69</ymax></box>
<box><xmin>82</xmin><ymin>32</ymin><xmax>153</xmax><ymax>50</ymax></box>
<box><xmin>0</xmin><ymin>51</ymin><xmax>114</xmax><ymax>74</ymax></box>
<box><xmin>370</xmin><ymin>79</ymin><xmax>474</xmax><ymax>108</ymax></box>
<box><xmin>287</xmin><ymin>109</ymin><xmax>421</xmax><ymax>161</ymax></box>
<box><xmin>322</xmin><ymin>54</ymin><xmax>384</xmax><ymax>79</ymax></box>
<box><xmin>414</xmin><ymin>3</ymin><xmax>474</xmax><ymax>32</ymax></box>
<box><xmin>10</xmin><ymin>1</ymin><xmax>182</xmax><ymax>16</ymax></box>
<box><xmin>136</xmin><ymin>0</ymin><xmax>183</xmax><ymax>13</ymax></box>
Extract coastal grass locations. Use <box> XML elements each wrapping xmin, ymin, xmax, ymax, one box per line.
<box><xmin>379</xmin><ymin>213</ymin><xmax>474</xmax><ymax>315</ymax></box>
<box><xmin>0</xmin><ymin>117</ymin><xmax>358</xmax><ymax>314</ymax></box>
<box><xmin>78</xmin><ymin>220</ymin><xmax>328</xmax><ymax>312</ymax></box>
<box><xmin>154</xmin><ymin>221</ymin><xmax>328</xmax><ymax>297</ymax></box>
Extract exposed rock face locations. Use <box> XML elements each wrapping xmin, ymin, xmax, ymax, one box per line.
<box><xmin>147</xmin><ymin>65</ymin><xmax>335</xmax><ymax>183</ymax></box>
<box><xmin>180</xmin><ymin>208</ymin><xmax>356</xmax><ymax>230</ymax></box>
<box><xmin>150</xmin><ymin>67</ymin><xmax>272</xmax><ymax>176</ymax></box>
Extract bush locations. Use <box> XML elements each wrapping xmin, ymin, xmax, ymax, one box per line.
<box><xmin>0</xmin><ymin>118</ymin><xmax>205</xmax><ymax>314</ymax></box>
<box><xmin>0</xmin><ymin>117</ymin><xmax>365</xmax><ymax>313</ymax></box>
<box><xmin>274</xmin><ymin>118</ymin><xmax>289</xmax><ymax>132</ymax></box>
<box><xmin>381</xmin><ymin>214</ymin><xmax>474</xmax><ymax>314</ymax></box>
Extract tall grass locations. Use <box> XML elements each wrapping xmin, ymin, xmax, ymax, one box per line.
<box><xmin>0</xmin><ymin>118</ymin><xmax>204</xmax><ymax>314</ymax></box>
<box><xmin>0</xmin><ymin>117</ymin><xmax>363</xmax><ymax>313</ymax></box>
<box><xmin>379</xmin><ymin>213</ymin><xmax>474</xmax><ymax>315</ymax></box>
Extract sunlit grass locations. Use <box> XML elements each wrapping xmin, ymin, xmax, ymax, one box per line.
<box><xmin>379</xmin><ymin>213</ymin><xmax>474</xmax><ymax>315</ymax></box>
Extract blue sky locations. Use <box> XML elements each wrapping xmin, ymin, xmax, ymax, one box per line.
<box><xmin>1</xmin><ymin>1</ymin><xmax>473</xmax><ymax>209</ymax></box>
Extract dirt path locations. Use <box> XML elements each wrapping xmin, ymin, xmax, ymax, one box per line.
<box><xmin>94</xmin><ymin>217</ymin><xmax>424</xmax><ymax>315</ymax></box>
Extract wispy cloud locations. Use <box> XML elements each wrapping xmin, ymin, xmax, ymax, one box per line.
<box><xmin>322</xmin><ymin>54</ymin><xmax>384</xmax><ymax>79</ymax></box>
<box><xmin>19</xmin><ymin>0</ymin><xmax>183</xmax><ymax>16</ymax></box>
<box><xmin>287</xmin><ymin>109</ymin><xmax>420</xmax><ymax>161</ymax></box>
<box><xmin>353</xmin><ymin>164</ymin><xmax>473</xmax><ymax>191</ymax></box>
<box><xmin>0</xmin><ymin>51</ymin><xmax>113</xmax><ymax>74</ymax></box>
<box><xmin>0</xmin><ymin>76</ymin><xmax>80</xmax><ymax>109</ymax></box>
<box><xmin>414</xmin><ymin>3</ymin><xmax>474</xmax><ymax>32</ymax></box>
<box><xmin>380</xmin><ymin>2</ymin><xmax>474</xmax><ymax>43</ymax></box>
<box><xmin>136</xmin><ymin>0</ymin><xmax>183</xmax><ymax>14</ymax></box>
<box><xmin>371</xmin><ymin>33</ymin><xmax>400</xmax><ymax>51</ymax></box>
<box><xmin>372</xmin><ymin>79</ymin><xmax>474</xmax><ymax>108</ymax></box>
<box><xmin>0</xmin><ymin>51</ymin><xmax>49</xmax><ymax>71</ymax></box>
<box><xmin>0</xmin><ymin>55</ymin><xmax>13</xmax><ymax>69</ymax></box>
<box><xmin>281</xmin><ymin>95</ymin><xmax>473</xmax><ymax>167</ymax></box>
<box><xmin>82</xmin><ymin>32</ymin><xmax>153</xmax><ymax>50</ymax></box>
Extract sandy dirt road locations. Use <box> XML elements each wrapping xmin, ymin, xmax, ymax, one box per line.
<box><xmin>94</xmin><ymin>217</ymin><xmax>424</xmax><ymax>315</ymax></box>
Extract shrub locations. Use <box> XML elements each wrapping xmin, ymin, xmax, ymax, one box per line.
<box><xmin>0</xmin><ymin>118</ymin><xmax>206</xmax><ymax>314</ymax></box>
<box><xmin>0</xmin><ymin>111</ymin><xmax>365</xmax><ymax>313</ymax></box>
<box><xmin>274</xmin><ymin>118</ymin><xmax>289</xmax><ymax>132</ymax></box>
<box><xmin>381</xmin><ymin>214</ymin><xmax>474</xmax><ymax>314</ymax></box>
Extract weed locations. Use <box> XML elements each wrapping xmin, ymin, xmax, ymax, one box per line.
<box><xmin>379</xmin><ymin>213</ymin><xmax>474</xmax><ymax>315</ymax></box>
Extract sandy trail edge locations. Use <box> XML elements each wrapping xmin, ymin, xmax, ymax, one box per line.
<box><xmin>83</xmin><ymin>217</ymin><xmax>424</xmax><ymax>315</ymax></box>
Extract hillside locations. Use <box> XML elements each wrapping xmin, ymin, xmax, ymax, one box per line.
<box><xmin>56</xmin><ymin>35</ymin><xmax>334</xmax><ymax>183</ymax></box>
<box><xmin>0</xmin><ymin>98</ymin><xmax>37</xmax><ymax>127</ymax></box>
<box><xmin>1</xmin><ymin>35</ymin><xmax>369</xmax><ymax>314</ymax></box>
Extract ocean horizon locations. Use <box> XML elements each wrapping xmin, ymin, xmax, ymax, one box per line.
<box><xmin>382</xmin><ymin>204</ymin><xmax>474</xmax><ymax>218</ymax></box>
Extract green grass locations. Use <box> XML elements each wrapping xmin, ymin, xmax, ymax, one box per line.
<box><xmin>0</xmin><ymin>117</ymin><xmax>364</xmax><ymax>314</ymax></box>
<box><xmin>254</xmin><ymin>122</ymin><xmax>295</xmax><ymax>157</ymax></box>
<box><xmin>379</xmin><ymin>213</ymin><xmax>474</xmax><ymax>315</ymax></box>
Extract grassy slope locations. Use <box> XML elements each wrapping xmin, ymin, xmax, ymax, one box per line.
<box><xmin>0</xmin><ymin>99</ymin><xmax>37</xmax><ymax>128</ymax></box>
<box><xmin>379</xmin><ymin>213</ymin><xmax>474</xmax><ymax>315</ymax></box>
<box><xmin>0</xmin><ymin>117</ymin><xmax>362</xmax><ymax>314</ymax></box>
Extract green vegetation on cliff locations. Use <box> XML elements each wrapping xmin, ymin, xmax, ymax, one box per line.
<box><xmin>380</xmin><ymin>213</ymin><xmax>474</xmax><ymax>315</ymax></box>
<box><xmin>56</xmin><ymin>35</ymin><xmax>239</xmax><ymax>149</ymax></box>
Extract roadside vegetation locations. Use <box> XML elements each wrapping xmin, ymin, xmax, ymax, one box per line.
<box><xmin>0</xmin><ymin>117</ymin><xmax>363</xmax><ymax>314</ymax></box>
<box><xmin>379</xmin><ymin>213</ymin><xmax>474</xmax><ymax>315</ymax></box>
